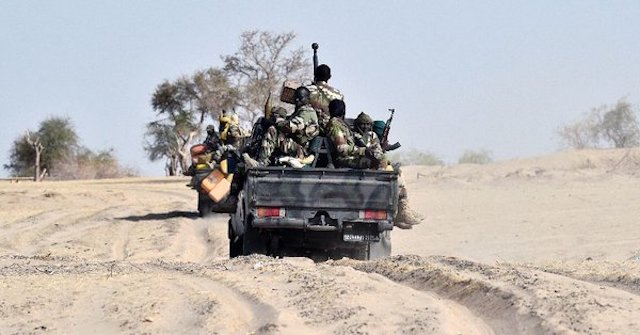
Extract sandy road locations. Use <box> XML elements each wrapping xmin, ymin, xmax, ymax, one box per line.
<box><xmin>1</xmin><ymin>150</ymin><xmax>640</xmax><ymax>334</ymax></box>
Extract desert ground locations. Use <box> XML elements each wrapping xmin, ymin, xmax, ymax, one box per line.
<box><xmin>1</xmin><ymin>148</ymin><xmax>639</xmax><ymax>334</ymax></box>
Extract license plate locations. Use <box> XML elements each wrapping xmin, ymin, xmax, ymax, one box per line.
<box><xmin>343</xmin><ymin>233</ymin><xmax>379</xmax><ymax>242</ymax></box>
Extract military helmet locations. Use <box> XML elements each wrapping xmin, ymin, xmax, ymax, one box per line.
<box><xmin>355</xmin><ymin>112</ymin><xmax>373</xmax><ymax>125</ymax></box>
<box><xmin>206</xmin><ymin>124</ymin><xmax>216</xmax><ymax>133</ymax></box>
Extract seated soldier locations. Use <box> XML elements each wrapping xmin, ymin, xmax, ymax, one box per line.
<box><xmin>244</xmin><ymin>86</ymin><xmax>318</xmax><ymax>168</ymax></box>
<box><xmin>327</xmin><ymin>101</ymin><xmax>422</xmax><ymax>229</ymax></box>
<box><xmin>243</xmin><ymin>106</ymin><xmax>287</xmax><ymax>159</ymax></box>
<box><xmin>242</xmin><ymin>106</ymin><xmax>305</xmax><ymax>167</ymax></box>
<box><xmin>352</xmin><ymin>112</ymin><xmax>387</xmax><ymax>170</ymax></box>
<box><xmin>307</xmin><ymin>64</ymin><xmax>343</xmax><ymax>133</ymax></box>
<box><xmin>184</xmin><ymin>124</ymin><xmax>222</xmax><ymax>176</ymax></box>
<box><xmin>326</xmin><ymin>100</ymin><xmax>372</xmax><ymax>169</ymax></box>
<box><xmin>352</xmin><ymin>111</ymin><xmax>423</xmax><ymax>229</ymax></box>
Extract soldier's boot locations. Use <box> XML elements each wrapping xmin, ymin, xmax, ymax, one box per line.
<box><xmin>394</xmin><ymin>197</ymin><xmax>424</xmax><ymax>229</ymax></box>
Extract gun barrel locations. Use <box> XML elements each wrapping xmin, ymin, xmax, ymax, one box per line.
<box><xmin>312</xmin><ymin>43</ymin><xmax>319</xmax><ymax>80</ymax></box>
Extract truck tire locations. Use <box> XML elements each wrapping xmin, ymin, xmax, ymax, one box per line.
<box><xmin>228</xmin><ymin>219</ymin><xmax>243</xmax><ymax>258</ymax></box>
<box><xmin>242</xmin><ymin>218</ymin><xmax>267</xmax><ymax>256</ymax></box>
<box><xmin>198</xmin><ymin>194</ymin><xmax>214</xmax><ymax>218</ymax></box>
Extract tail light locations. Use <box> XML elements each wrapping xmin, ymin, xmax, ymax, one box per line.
<box><xmin>359</xmin><ymin>209</ymin><xmax>387</xmax><ymax>220</ymax></box>
<box><xmin>256</xmin><ymin>207</ymin><xmax>285</xmax><ymax>217</ymax></box>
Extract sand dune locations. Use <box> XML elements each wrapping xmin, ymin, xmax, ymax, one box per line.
<box><xmin>1</xmin><ymin>149</ymin><xmax>639</xmax><ymax>334</ymax></box>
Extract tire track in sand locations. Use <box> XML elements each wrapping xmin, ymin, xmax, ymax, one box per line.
<box><xmin>340</xmin><ymin>255</ymin><xmax>640</xmax><ymax>334</ymax></box>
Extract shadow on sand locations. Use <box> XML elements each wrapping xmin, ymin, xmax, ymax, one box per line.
<box><xmin>118</xmin><ymin>211</ymin><xmax>199</xmax><ymax>222</ymax></box>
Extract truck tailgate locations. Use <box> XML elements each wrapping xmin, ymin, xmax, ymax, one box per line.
<box><xmin>247</xmin><ymin>168</ymin><xmax>398</xmax><ymax>211</ymax></box>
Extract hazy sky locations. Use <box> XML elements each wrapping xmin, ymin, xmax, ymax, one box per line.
<box><xmin>2</xmin><ymin>1</ymin><xmax>639</xmax><ymax>177</ymax></box>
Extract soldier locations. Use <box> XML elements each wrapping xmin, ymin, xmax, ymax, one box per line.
<box><xmin>326</xmin><ymin>100</ymin><xmax>373</xmax><ymax>169</ymax></box>
<box><xmin>183</xmin><ymin>124</ymin><xmax>222</xmax><ymax>176</ymax></box>
<box><xmin>242</xmin><ymin>106</ymin><xmax>304</xmax><ymax>167</ymax></box>
<box><xmin>276</xmin><ymin>86</ymin><xmax>320</xmax><ymax>150</ymax></box>
<box><xmin>307</xmin><ymin>64</ymin><xmax>344</xmax><ymax>132</ymax></box>
<box><xmin>203</xmin><ymin>124</ymin><xmax>224</xmax><ymax>163</ymax></box>
<box><xmin>218</xmin><ymin>109</ymin><xmax>244</xmax><ymax>148</ymax></box>
<box><xmin>243</xmin><ymin>106</ymin><xmax>287</xmax><ymax>159</ymax></box>
<box><xmin>352</xmin><ymin>112</ymin><xmax>386</xmax><ymax>169</ymax></box>
<box><xmin>327</xmin><ymin>104</ymin><xmax>422</xmax><ymax>229</ymax></box>
<box><xmin>353</xmin><ymin>111</ymin><xmax>423</xmax><ymax>229</ymax></box>
<box><xmin>244</xmin><ymin>86</ymin><xmax>319</xmax><ymax>168</ymax></box>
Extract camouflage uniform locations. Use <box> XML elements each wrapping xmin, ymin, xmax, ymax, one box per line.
<box><xmin>307</xmin><ymin>81</ymin><xmax>343</xmax><ymax>132</ymax></box>
<box><xmin>326</xmin><ymin>117</ymin><xmax>371</xmax><ymax>169</ymax></box>
<box><xmin>255</xmin><ymin>126</ymin><xmax>306</xmax><ymax>165</ymax></box>
<box><xmin>244</xmin><ymin>107</ymin><xmax>288</xmax><ymax>159</ymax></box>
<box><xmin>220</xmin><ymin>123</ymin><xmax>242</xmax><ymax>147</ymax></box>
<box><xmin>353</xmin><ymin>131</ymin><xmax>385</xmax><ymax>162</ymax></box>
<box><xmin>243</xmin><ymin>106</ymin><xmax>307</xmax><ymax>167</ymax></box>
<box><xmin>276</xmin><ymin>104</ymin><xmax>319</xmax><ymax>150</ymax></box>
<box><xmin>246</xmin><ymin>93</ymin><xmax>318</xmax><ymax>168</ymax></box>
<box><xmin>353</xmin><ymin>112</ymin><xmax>423</xmax><ymax>229</ymax></box>
<box><xmin>219</xmin><ymin>111</ymin><xmax>245</xmax><ymax>149</ymax></box>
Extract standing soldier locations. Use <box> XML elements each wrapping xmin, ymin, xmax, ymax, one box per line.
<box><xmin>307</xmin><ymin>64</ymin><xmax>344</xmax><ymax>133</ymax></box>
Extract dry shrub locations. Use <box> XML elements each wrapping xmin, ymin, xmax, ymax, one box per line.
<box><xmin>388</xmin><ymin>149</ymin><xmax>444</xmax><ymax>166</ymax></box>
<box><xmin>52</xmin><ymin>148</ymin><xmax>137</xmax><ymax>180</ymax></box>
<box><xmin>558</xmin><ymin>99</ymin><xmax>640</xmax><ymax>149</ymax></box>
<box><xmin>458</xmin><ymin>149</ymin><xmax>493</xmax><ymax>165</ymax></box>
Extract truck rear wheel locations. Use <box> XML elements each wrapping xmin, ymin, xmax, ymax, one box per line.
<box><xmin>198</xmin><ymin>193</ymin><xmax>214</xmax><ymax>218</ymax></box>
<box><xmin>242</xmin><ymin>219</ymin><xmax>267</xmax><ymax>256</ymax></box>
<box><xmin>228</xmin><ymin>219</ymin><xmax>243</xmax><ymax>258</ymax></box>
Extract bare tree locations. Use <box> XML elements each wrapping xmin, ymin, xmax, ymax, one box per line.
<box><xmin>557</xmin><ymin>99</ymin><xmax>639</xmax><ymax>150</ymax></box>
<box><xmin>25</xmin><ymin>131</ymin><xmax>45</xmax><ymax>181</ymax></box>
<box><xmin>222</xmin><ymin>30</ymin><xmax>311</xmax><ymax>123</ymax></box>
<box><xmin>556</xmin><ymin>108</ymin><xmax>602</xmax><ymax>149</ymax></box>
<box><xmin>145</xmin><ymin>68</ymin><xmax>239</xmax><ymax>175</ymax></box>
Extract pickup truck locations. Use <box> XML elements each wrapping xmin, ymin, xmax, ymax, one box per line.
<box><xmin>227</xmin><ymin>166</ymin><xmax>399</xmax><ymax>260</ymax></box>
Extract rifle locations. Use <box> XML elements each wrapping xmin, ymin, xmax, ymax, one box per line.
<box><xmin>382</xmin><ymin>108</ymin><xmax>401</xmax><ymax>151</ymax></box>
